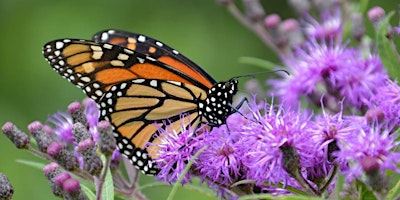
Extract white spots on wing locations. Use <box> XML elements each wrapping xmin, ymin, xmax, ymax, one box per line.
<box><xmin>120</xmin><ymin>82</ymin><xmax>127</xmax><ymax>89</ymax></box>
<box><xmin>81</xmin><ymin>76</ymin><xmax>91</xmax><ymax>83</ymax></box>
<box><xmin>95</xmin><ymin>90</ymin><xmax>103</xmax><ymax>97</ymax></box>
<box><xmin>103</xmin><ymin>43</ymin><xmax>113</xmax><ymax>49</ymax></box>
<box><xmin>150</xmin><ymin>80</ymin><xmax>157</xmax><ymax>87</ymax></box>
<box><xmin>92</xmin><ymin>83</ymin><xmax>100</xmax><ymax>89</ymax></box>
<box><xmin>105</xmin><ymin>92</ymin><xmax>113</xmax><ymax>99</ymax></box>
<box><xmin>92</xmin><ymin>51</ymin><xmax>103</xmax><ymax>60</ymax></box>
<box><xmin>111</xmin><ymin>60</ymin><xmax>125</xmax><ymax>67</ymax></box>
<box><xmin>55</xmin><ymin>42</ymin><xmax>64</xmax><ymax>49</ymax></box>
<box><xmin>124</xmin><ymin>49</ymin><xmax>134</xmax><ymax>54</ymax></box>
<box><xmin>138</xmin><ymin>35</ymin><xmax>146</xmax><ymax>42</ymax></box>
<box><xmin>155</xmin><ymin>41</ymin><xmax>163</xmax><ymax>47</ymax></box>
<box><xmin>101</xmin><ymin>33</ymin><xmax>109</xmax><ymax>41</ymax></box>
<box><xmin>146</xmin><ymin>56</ymin><xmax>156</xmax><ymax>62</ymax></box>
<box><xmin>137</xmin><ymin>57</ymin><xmax>145</xmax><ymax>63</ymax></box>
<box><xmin>118</xmin><ymin>53</ymin><xmax>129</xmax><ymax>60</ymax></box>
<box><xmin>90</xmin><ymin>45</ymin><xmax>102</xmax><ymax>51</ymax></box>
<box><xmin>167</xmin><ymin>80</ymin><xmax>181</xmax><ymax>86</ymax></box>
<box><xmin>132</xmin><ymin>79</ymin><xmax>145</xmax><ymax>83</ymax></box>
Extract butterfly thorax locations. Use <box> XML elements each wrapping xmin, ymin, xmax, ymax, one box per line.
<box><xmin>198</xmin><ymin>78</ymin><xmax>238</xmax><ymax>126</ymax></box>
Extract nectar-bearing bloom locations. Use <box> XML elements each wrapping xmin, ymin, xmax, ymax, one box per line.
<box><xmin>153</xmin><ymin>121</ymin><xmax>199</xmax><ymax>184</ymax></box>
<box><xmin>335</xmin><ymin>124</ymin><xmax>400</xmax><ymax>184</ymax></box>
<box><xmin>240</xmin><ymin>101</ymin><xmax>316</xmax><ymax>187</ymax></box>
<box><xmin>369</xmin><ymin>79</ymin><xmax>400</xmax><ymax>126</ymax></box>
<box><xmin>303</xmin><ymin>5</ymin><xmax>342</xmax><ymax>39</ymax></box>
<box><xmin>1</xmin><ymin>98</ymin><xmax>132</xmax><ymax>199</ymax></box>
<box><xmin>195</xmin><ymin>126</ymin><xmax>244</xmax><ymax>187</ymax></box>
<box><xmin>269</xmin><ymin>39</ymin><xmax>387</xmax><ymax>111</ymax></box>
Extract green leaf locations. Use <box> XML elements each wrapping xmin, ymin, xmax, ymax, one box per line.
<box><xmin>376</xmin><ymin>11</ymin><xmax>400</xmax><ymax>79</ymax></box>
<box><xmin>81</xmin><ymin>184</ymin><xmax>96</xmax><ymax>200</ymax></box>
<box><xmin>231</xmin><ymin>179</ymin><xmax>255</xmax><ymax>187</ymax></box>
<box><xmin>15</xmin><ymin>159</ymin><xmax>46</xmax><ymax>170</ymax></box>
<box><xmin>237</xmin><ymin>193</ymin><xmax>322</xmax><ymax>200</ymax></box>
<box><xmin>139</xmin><ymin>181</ymin><xmax>169</xmax><ymax>191</ymax></box>
<box><xmin>355</xmin><ymin>179</ymin><xmax>377</xmax><ymax>200</ymax></box>
<box><xmin>179</xmin><ymin>184</ymin><xmax>218</xmax><ymax>200</ymax></box>
<box><xmin>387</xmin><ymin>178</ymin><xmax>400</xmax><ymax>200</ymax></box>
<box><xmin>239</xmin><ymin>57</ymin><xmax>280</xmax><ymax>71</ymax></box>
<box><xmin>167</xmin><ymin>146</ymin><xmax>206</xmax><ymax>200</ymax></box>
<box><xmin>358</xmin><ymin>0</ymin><xmax>370</xmax><ymax>14</ymax></box>
<box><xmin>100</xmin><ymin>156</ymin><xmax>114</xmax><ymax>200</ymax></box>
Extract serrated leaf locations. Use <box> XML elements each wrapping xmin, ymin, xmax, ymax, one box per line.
<box><xmin>376</xmin><ymin>11</ymin><xmax>400</xmax><ymax>79</ymax></box>
<box><xmin>15</xmin><ymin>159</ymin><xmax>46</xmax><ymax>170</ymax></box>
<box><xmin>81</xmin><ymin>184</ymin><xmax>96</xmax><ymax>200</ymax></box>
<box><xmin>355</xmin><ymin>179</ymin><xmax>377</xmax><ymax>200</ymax></box>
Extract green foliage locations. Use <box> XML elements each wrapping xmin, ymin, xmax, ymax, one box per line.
<box><xmin>376</xmin><ymin>11</ymin><xmax>400</xmax><ymax>79</ymax></box>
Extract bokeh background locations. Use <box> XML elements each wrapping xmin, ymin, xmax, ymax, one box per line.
<box><xmin>0</xmin><ymin>1</ymin><xmax>396</xmax><ymax>199</ymax></box>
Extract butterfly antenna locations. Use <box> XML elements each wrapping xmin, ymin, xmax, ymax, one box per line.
<box><xmin>232</xmin><ymin>69</ymin><xmax>290</xmax><ymax>80</ymax></box>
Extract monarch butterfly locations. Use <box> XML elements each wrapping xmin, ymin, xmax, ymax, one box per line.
<box><xmin>42</xmin><ymin>29</ymin><xmax>239</xmax><ymax>175</ymax></box>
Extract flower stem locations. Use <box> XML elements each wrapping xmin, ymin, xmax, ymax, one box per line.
<box><xmin>318</xmin><ymin>164</ymin><xmax>338</xmax><ymax>194</ymax></box>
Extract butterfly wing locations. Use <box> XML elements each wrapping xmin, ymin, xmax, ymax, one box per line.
<box><xmin>42</xmin><ymin>37</ymin><xmax>216</xmax><ymax>175</ymax></box>
<box><xmin>43</xmin><ymin>39</ymin><xmax>215</xmax><ymax>101</ymax></box>
<box><xmin>93</xmin><ymin>29</ymin><xmax>216</xmax><ymax>88</ymax></box>
<box><xmin>99</xmin><ymin>79</ymin><xmax>207</xmax><ymax>174</ymax></box>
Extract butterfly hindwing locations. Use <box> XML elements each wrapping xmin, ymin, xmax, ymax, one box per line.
<box><xmin>98</xmin><ymin>79</ymin><xmax>207</xmax><ymax>174</ymax></box>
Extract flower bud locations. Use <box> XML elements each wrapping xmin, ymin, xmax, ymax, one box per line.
<box><xmin>68</xmin><ymin>102</ymin><xmax>88</xmax><ymax>126</ymax></box>
<box><xmin>2</xmin><ymin>122</ymin><xmax>30</xmax><ymax>149</ymax></box>
<box><xmin>0</xmin><ymin>173</ymin><xmax>13</xmax><ymax>200</ymax></box>
<box><xmin>28</xmin><ymin>121</ymin><xmax>54</xmax><ymax>152</ymax></box>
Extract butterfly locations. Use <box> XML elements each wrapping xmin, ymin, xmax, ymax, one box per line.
<box><xmin>42</xmin><ymin>29</ymin><xmax>239</xmax><ymax>175</ymax></box>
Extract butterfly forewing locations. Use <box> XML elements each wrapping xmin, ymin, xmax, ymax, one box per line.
<box><xmin>43</xmin><ymin>39</ymin><xmax>211</xmax><ymax>101</ymax></box>
<box><xmin>93</xmin><ymin>29</ymin><xmax>216</xmax><ymax>89</ymax></box>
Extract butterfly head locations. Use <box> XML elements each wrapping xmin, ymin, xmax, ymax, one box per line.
<box><xmin>199</xmin><ymin>78</ymin><xmax>238</xmax><ymax>126</ymax></box>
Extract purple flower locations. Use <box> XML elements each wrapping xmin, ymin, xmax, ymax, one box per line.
<box><xmin>269</xmin><ymin>40</ymin><xmax>354</xmax><ymax>107</ymax></box>
<box><xmin>240</xmin><ymin>100</ymin><xmax>315</xmax><ymax>187</ymax></box>
<box><xmin>269</xmin><ymin>39</ymin><xmax>387</xmax><ymax>110</ymax></box>
<box><xmin>195</xmin><ymin>125</ymin><xmax>244</xmax><ymax>187</ymax></box>
<box><xmin>369</xmin><ymin>79</ymin><xmax>400</xmax><ymax>126</ymax></box>
<box><xmin>154</xmin><ymin>120</ymin><xmax>199</xmax><ymax>184</ymax></box>
<box><xmin>310</xmin><ymin>103</ymin><xmax>359</xmax><ymax>170</ymax></box>
<box><xmin>303</xmin><ymin>6</ymin><xmax>342</xmax><ymax>39</ymax></box>
<box><xmin>47</xmin><ymin>111</ymin><xmax>74</xmax><ymax>143</ymax></box>
<box><xmin>335</xmin><ymin>124</ymin><xmax>400</xmax><ymax>182</ymax></box>
<box><xmin>336</xmin><ymin>53</ymin><xmax>387</xmax><ymax>109</ymax></box>
<box><xmin>47</xmin><ymin>98</ymin><xmax>100</xmax><ymax>143</ymax></box>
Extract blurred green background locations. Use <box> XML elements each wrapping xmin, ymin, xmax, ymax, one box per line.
<box><xmin>0</xmin><ymin>1</ymin><xmax>396</xmax><ymax>199</ymax></box>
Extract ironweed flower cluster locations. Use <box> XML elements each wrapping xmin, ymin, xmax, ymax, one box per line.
<box><xmin>2</xmin><ymin>99</ymin><xmax>147</xmax><ymax>200</ymax></box>
<box><xmin>152</xmin><ymin>1</ymin><xmax>400</xmax><ymax>199</ymax></box>
<box><xmin>2</xmin><ymin>1</ymin><xmax>400</xmax><ymax>200</ymax></box>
